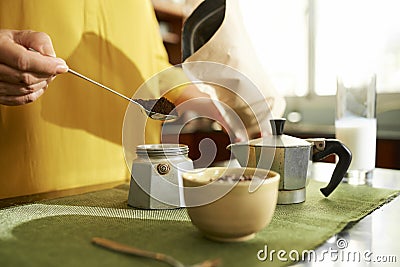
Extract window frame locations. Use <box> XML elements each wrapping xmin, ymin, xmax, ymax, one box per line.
<box><xmin>283</xmin><ymin>0</ymin><xmax>400</xmax><ymax>140</ymax></box>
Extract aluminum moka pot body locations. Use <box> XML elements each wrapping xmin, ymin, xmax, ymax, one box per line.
<box><xmin>227</xmin><ymin>119</ymin><xmax>352</xmax><ymax>204</ymax></box>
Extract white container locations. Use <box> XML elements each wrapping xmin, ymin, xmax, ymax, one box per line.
<box><xmin>128</xmin><ymin>144</ymin><xmax>193</xmax><ymax>209</ymax></box>
<box><xmin>335</xmin><ymin>73</ymin><xmax>377</xmax><ymax>184</ymax></box>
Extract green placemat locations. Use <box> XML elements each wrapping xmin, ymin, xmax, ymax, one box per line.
<box><xmin>0</xmin><ymin>180</ymin><xmax>398</xmax><ymax>267</ymax></box>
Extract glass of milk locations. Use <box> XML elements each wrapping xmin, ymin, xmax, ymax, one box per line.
<box><xmin>335</xmin><ymin>73</ymin><xmax>377</xmax><ymax>185</ymax></box>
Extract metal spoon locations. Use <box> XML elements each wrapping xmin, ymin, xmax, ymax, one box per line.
<box><xmin>91</xmin><ymin>237</ymin><xmax>221</xmax><ymax>267</ymax></box>
<box><xmin>67</xmin><ymin>69</ymin><xmax>177</xmax><ymax>121</ymax></box>
<box><xmin>28</xmin><ymin>48</ymin><xmax>177</xmax><ymax>121</ymax></box>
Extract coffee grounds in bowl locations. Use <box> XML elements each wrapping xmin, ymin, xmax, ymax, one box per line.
<box><xmin>212</xmin><ymin>174</ymin><xmax>260</xmax><ymax>183</ymax></box>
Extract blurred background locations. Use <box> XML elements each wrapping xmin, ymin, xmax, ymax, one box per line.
<box><xmin>152</xmin><ymin>0</ymin><xmax>400</xmax><ymax>169</ymax></box>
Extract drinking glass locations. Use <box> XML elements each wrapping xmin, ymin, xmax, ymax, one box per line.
<box><xmin>335</xmin><ymin>73</ymin><xmax>377</xmax><ymax>185</ymax></box>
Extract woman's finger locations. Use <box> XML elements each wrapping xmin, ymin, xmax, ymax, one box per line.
<box><xmin>0</xmin><ymin>63</ymin><xmax>53</xmax><ymax>85</ymax></box>
<box><xmin>0</xmin><ymin>80</ymin><xmax>49</xmax><ymax>96</ymax></box>
<box><xmin>0</xmin><ymin>31</ymin><xmax>67</xmax><ymax>75</ymax></box>
<box><xmin>0</xmin><ymin>87</ymin><xmax>47</xmax><ymax>106</ymax></box>
<box><xmin>15</xmin><ymin>30</ymin><xmax>57</xmax><ymax>57</ymax></box>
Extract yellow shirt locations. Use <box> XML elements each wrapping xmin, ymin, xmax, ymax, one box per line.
<box><xmin>0</xmin><ymin>0</ymin><xmax>172</xmax><ymax>198</ymax></box>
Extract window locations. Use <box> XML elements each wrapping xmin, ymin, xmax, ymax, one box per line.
<box><xmin>240</xmin><ymin>0</ymin><xmax>400</xmax><ymax>96</ymax></box>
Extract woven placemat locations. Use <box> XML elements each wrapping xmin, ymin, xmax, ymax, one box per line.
<box><xmin>0</xmin><ymin>180</ymin><xmax>398</xmax><ymax>267</ymax></box>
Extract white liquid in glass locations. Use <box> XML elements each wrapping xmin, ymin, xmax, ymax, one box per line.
<box><xmin>335</xmin><ymin>118</ymin><xmax>377</xmax><ymax>171</ymax></box>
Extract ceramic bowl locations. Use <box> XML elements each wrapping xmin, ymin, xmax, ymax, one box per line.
<box><xmin>182</xmin><ymin>167</ymin><xmax>280</xmax><ymax>242</ymax></box>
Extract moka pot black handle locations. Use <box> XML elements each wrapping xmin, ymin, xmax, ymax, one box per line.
<box><xmin>311</xmin><ymin>139</ymin><xmax>352</xmax><ymax>197</ymax></box>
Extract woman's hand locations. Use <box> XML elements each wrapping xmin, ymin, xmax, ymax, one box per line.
<box><xmin>0</xmin><ymin>29</ymin><xmax>68</xmax><ymax>105</ymax></box>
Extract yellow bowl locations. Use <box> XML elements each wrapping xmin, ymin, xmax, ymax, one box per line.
<box><xmin>182</xmin><ymin>167</ymin><xmax>280</xmax><ymax>242</ymax></box>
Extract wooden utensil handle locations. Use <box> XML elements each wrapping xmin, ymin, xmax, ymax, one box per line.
<box><xmin>91</xmin><ymin>237</ymin><xmax>184</xmax><ymax>267</ymax></box>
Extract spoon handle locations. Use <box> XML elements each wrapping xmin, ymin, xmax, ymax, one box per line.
<box><xmin>28</xmin><ymin>47</ymin><xmax>177</xmax><ymax>121</ymax></box>
<box><xmin>91</xmin><ymin>237</ymin><xmax>185</xmax><ymax>267</ymax></box>
<box><xmin>67</xmin><ymin>69</ymin><xmax>138</xmax><ymax>105</ymax></box>
<box><xmin>68</xmin><ymin>69</ymin><xmax>178</xmax><ymax>121</ymax></box>
<box><xmin>27</xmin><ymin>48</ymin><xmax>137</xmax><ymax>105</ymax></box>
